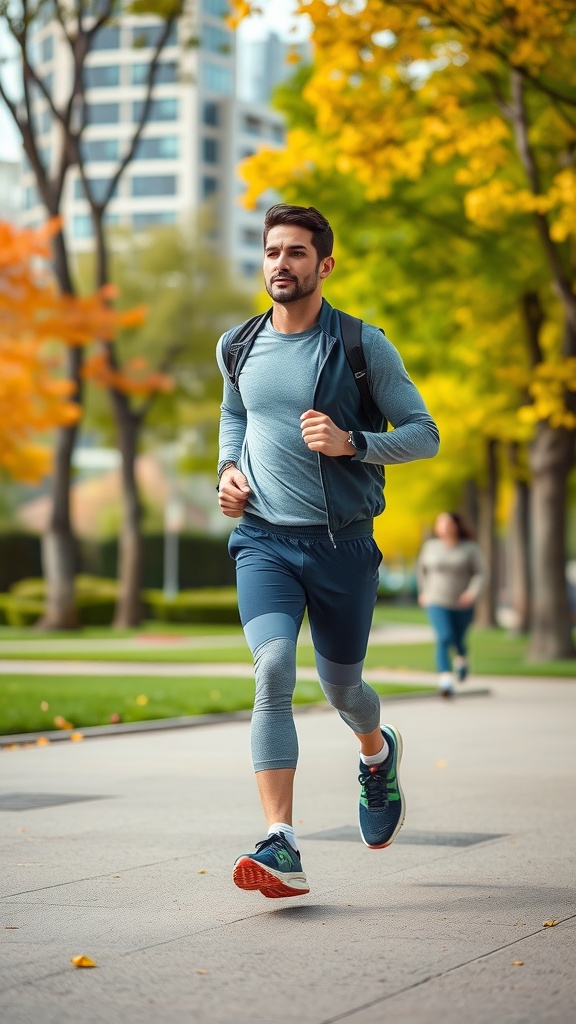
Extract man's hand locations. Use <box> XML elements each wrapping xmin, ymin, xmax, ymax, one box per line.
<box><xmin>218</xmin><ymin>466</ymin><xmax>251</xmax><ymax>518</ymax></box>
<box><xmin>457</xmin><ymin>592</ymin><xmax>475</xmax><ymax>608</ymax></box>
<box><xmin>300</xmin><ymin>409</ymin><xmax>352</xmax><ymax>457</ymax></box>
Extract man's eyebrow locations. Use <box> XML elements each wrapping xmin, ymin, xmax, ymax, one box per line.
<box><xmin>265</xmin><ymin>244</ymin><xmax>309</xmax><ymax>253</ymax></box>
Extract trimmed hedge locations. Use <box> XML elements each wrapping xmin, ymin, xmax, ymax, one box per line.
<box><xmin>143</xmin><ymin>587</ymin><xmax>239</xmax><ymax>625</ymax></box>
<box><xmin>0</xmin><ymin>576</ymin><xmax>239</xmax><ymax>627</ymax></box>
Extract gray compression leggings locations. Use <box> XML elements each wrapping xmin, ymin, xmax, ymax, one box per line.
<box><xmin>251</xmin><ymin>637</ymin><xmax>381</xmax><ymax>771</ymax></box>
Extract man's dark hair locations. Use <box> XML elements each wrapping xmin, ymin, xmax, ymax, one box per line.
<box><xmin>263</xmin><ymin>204</ymin><xmax>334</xmax><ymax>261</ymax></box>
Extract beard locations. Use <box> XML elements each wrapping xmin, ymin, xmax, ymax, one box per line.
<box><xmin>265</xmin><ymin>269</ymin><xmax>320</xmax><ymax>303</ymax></box>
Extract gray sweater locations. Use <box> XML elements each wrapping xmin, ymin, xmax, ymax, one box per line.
<box><xmin>417</xmin><ymin>539</ymin><xmax>485</xmax><ymax>608</ymax></box>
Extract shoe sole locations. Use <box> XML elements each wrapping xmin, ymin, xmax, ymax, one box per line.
<box><xmin>361</xmin><ymin>724</ymin><xmax>406</xmax><ymax>850</ymax></box>
<box><xmin>233</xmin><ymin>857</ymin><xmax>310</xmax><ymax>899</ymax></box>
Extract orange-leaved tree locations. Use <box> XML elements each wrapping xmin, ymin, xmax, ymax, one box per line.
<box><xmin>0</xmin><ymin>218</ymin><xmax>148</xmax><ymax>605</ymax></box>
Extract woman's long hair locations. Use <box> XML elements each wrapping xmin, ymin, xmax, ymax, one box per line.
<box><xmin>447</xmin><ymin>511</ymin><xmax>475</xmax><ymax>541</ymax></box>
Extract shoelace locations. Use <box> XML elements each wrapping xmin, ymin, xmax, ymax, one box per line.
<box><xmin>254</xmin><ymin>834</ymin><xmax>294</xmax><ymax>856</ymax></box>
<box><xmin>359</xmin><ymin>766</ymin><xmax>391</xmax><ymax>808</ymax></box>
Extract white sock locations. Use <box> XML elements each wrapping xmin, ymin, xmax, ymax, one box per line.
<box><xmin>268</xmin><ymin>822</ymin><xmax>298</xmax><ymax>851</ymax></box>
<box><xmin>439</xmin><ymin>672</ymin><xmax>454</xmax><ymax>691</ymax></box>
<box><xmin>454</xmin><ymin>656</ymin><xmax>467</xmax><ymax>668</ymax></box>
<box><xmin>360</xmin><ymin>739</ymin><xmax>390</xmax><ymax>767</ymax></box>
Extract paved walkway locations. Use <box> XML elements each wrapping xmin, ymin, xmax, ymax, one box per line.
<box><xmin>1</xmin><ymin>676</ymin><xmax>574</xmax><ymax>1023</ymax></box>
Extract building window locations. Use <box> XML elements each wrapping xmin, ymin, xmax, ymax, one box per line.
<box><xmin>41</xmin><ymin>34</ymin><xmax>54</xmax><ymax>63</ymax></box>
<box><xmin>270</xmin><ymin>123</ymin><xmax>285</xmax><ymax>143</ymax></box>
<box><xmin>91</xmin><ymin>26</ymin><xmax>120</xmax><ymax>50</ymax></box>
<box><xmin>202</xmin><ymin>137</ymin><xmax>219</xmax><ymax>164</ymax></box>
<box><xmin>133</xmin><ymin>97</ymin><xmax>178</xmax><ymax>122</ymax></box>
<box><xmin>241</xmin><ymin>147</ymin><xmax>256</xmax><ymax>160</ymax></box>
<box><xmin>72</xmin><ymin>214</ymin><xmax>93</xmax><ymax>238</ymax></box>
<box><xmin>243</xmin><ymin>115</ymin><xmax>262</xmax><ymax>136</ymax></box>
<box><xmin>131</xmin><ymin>175</ymin><xmax>176</xmax><ymax>196</ymax></box>
<box><xmin>135</xmin><ymin>136</ymin><xmax>179</xmax><ymax>159</ymax></box>
<box><xmin>87</xmin><ymin>102</ymin><xmax>120</xmax><ymax>124</ymax></box>
<box><xmin>24</xmin><ymin>185</ymin><xmax>39</xmax><ymax>210</ymax></box>
<box><xmin>202</xmin><ymin>101</ymin><xmax>219</xmax><ymax>126</ymax></box>
<box><xmin>131</xmin><ymin>61</ymin><xmax>178</xmax><ymax>85</ymax></box>
<box><xmin>74</xmin><ymin>178</ymin><xmax>117</xmax><ymax>203</ymax></box>
<box><xmin>81</xmin><ymin>138</ymin><xmax>120</xmax><ymax>162</ymax></box>
<box><xmin>133</xmin><ymin>211</ymin><xmax>176</xmax><ymax>229</ymax></box>
<box><xmin>84</xmin><ymin>64</ymin><xmax>121</xmax><ymax>88</ymax></box>
<box><xmin>202</xmin><ymin>175</ymin><xmax>219</xmax><ymax>198</ymax></box>
<box><xmin>202</xmin><ymin>24</ymin><xmax>232</xmax><ymax>54</ymax></box>
<box><xmin>132</xmin><ymin>22</ymin><xmax>178</xmax><ymax>49</ymax></box>
<box><xmin>241</xmin><ymin>262</ymin><xmax>260</xmax><ymax>278</ymax></box>
<box><xmin>241</xmin><ymin>228</ymin><xmax>261</xmax><ymax>247</ymax></box>
<box><xmin>202</xmin><ymin>61</ymin><xmax>232</xmax><ymax>95</ymax></box>
<box><xmin>202</xmin><ymin>0</ymin><xmax>230</xmax><ymax>15</ymax></box>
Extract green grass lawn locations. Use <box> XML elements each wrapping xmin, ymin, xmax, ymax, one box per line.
<box><xmin>0</xmin><ymin>675</ymin><xmax>431</xmax><ymax>736</ymax></box>
<box><xmin>1</xmin><ymin>605</ymin><xmax>575</xmax><ymax>736</ymax></box>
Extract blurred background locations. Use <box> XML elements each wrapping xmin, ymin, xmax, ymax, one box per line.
<box><xmin>1</xmin><ymin>0</ymin><xmax>575</xmax><ymax>665</ymax></box>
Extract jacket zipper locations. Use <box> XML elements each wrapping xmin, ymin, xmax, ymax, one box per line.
<box><xmin>314</xmin><ymin>332</ymin><xmax>337</xmax><ymax>547</ymax></box>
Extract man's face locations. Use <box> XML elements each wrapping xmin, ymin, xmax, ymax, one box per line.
<box><xmin>263</xmin><ymin>224</ymin><xmax>332</xmax><ymax>303</ymax></box>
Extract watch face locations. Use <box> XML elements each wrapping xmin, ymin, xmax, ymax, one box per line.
<box><xmin>351</xmin><ymin>431</ymin><xmax>367</xmax><ymax>451</ymax></box>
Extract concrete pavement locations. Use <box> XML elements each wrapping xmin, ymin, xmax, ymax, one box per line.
<box><xmin>1</xmin><ymin>677</ymin><xmax>575</xmax><ymax>1024</ymax></box>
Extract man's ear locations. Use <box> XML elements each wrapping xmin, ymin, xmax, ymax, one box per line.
<box><xmin>320</xmin><ymin>256</ymin><xmax>335</xmax><ymax>280</ymax></box>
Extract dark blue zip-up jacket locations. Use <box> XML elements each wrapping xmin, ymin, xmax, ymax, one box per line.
<box><xmin>217</xmin><ymin>299</ymin><xmax>439</xmax><ymax>539</ymax></box>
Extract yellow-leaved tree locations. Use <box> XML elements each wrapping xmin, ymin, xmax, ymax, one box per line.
<box><xmin>233</xmin><ymin>0</ymin><xmax>576</xmax><ymax>659</ymax></box>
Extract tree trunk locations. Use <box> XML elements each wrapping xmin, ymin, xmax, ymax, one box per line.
<box><xmin>95</xmin><ymin>224</ymin><xmax>145</xmax><ymax>628</ymax></box>
<box><xmin>508</xmin><ymin>443</ymin><xmax>531</xmax><ymax>634</ymax></box>
<box><xmin>38</xmin><ymin>233</ymin><xmax>81</xmax><ymax>629</ymax></box>
<box><xmin>111</xmin><ymin>393</ymin><xmax>144</xmax><ymax>628</ymax></box>
<box><xmin>528</xmin><ymin>422</ymin><xmax>576</xmax><ymax>660</ymax></box>
<box><xmin>475</xmin><ymin>439</ymin><xmax>499</xmax><ymax>627</ymax></box>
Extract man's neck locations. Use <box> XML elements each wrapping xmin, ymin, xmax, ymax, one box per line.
<box><xmin>271</xmin><ymin>296</ymin><xmax>323</xmax><ymax>335</ymax></box>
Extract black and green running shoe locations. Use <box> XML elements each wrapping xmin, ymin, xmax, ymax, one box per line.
<box><xmin>358</xmin><ymin>725</ymin><xmax>405</xmax><ymax>849</ymax></box>
<box><xmin>233</xmin><ymin>832</ymin><xmax>310</xmax><ymax>898</ymax></box>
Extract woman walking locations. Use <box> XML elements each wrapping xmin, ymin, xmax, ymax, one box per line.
<box><xmin>417</xmin><ymin>512</ymin><xmax>485</xmax><ymax>697</ymax></box>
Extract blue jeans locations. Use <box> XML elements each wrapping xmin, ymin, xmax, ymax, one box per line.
<box><xmin>425</xmin><ymin>605</ymin><xmax>475</xmax><ymax>673</ymax></box>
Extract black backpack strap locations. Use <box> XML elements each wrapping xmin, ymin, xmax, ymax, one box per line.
<box><xmin>224</xmin><ymin>309</ymin><xmax>272</xmax><ymax>389</ymax></box>
<box><xmin>339</xmin><ymin>310</ymin><xmax>381</xmax><ymax>428</ymax></box>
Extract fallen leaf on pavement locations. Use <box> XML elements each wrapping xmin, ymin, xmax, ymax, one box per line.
<box><xmin>512</xmin><ymin>961</ymin><xmax>524</xmax><ymax>966</ymax></box>
<box><xmin>542</xmin><ymin>920</ymin><xmax>558</xmax><ymax>927</ymax></box>
<box><xmin>71</xmin><ymin>955</ymin><xmax>96</xmax><ymax>968</ymax></box>
<box><xmin>196</xmin><ymin>969</ymin><xmax>208</xmax><ymax>975</ymax></box>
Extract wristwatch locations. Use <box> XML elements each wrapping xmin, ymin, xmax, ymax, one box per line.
<box><xmin>347</xmin><ymin>430</ymin><xmax>367</xmax><ymax>454</ymax></box>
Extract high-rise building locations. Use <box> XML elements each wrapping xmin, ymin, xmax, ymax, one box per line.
<box><xmin>18</xmin><ymin>1</ymin><xmax>287</xmax><ymax>281</ymax></box>
<box><xmin>0</xmin><ymin>159</ymin><xmax>22</xmax><ymax>223</ymax></box>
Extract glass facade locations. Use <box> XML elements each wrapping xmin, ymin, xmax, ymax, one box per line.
<box><xmin>132</xmin><ymin>98</ymin><xmax>178</xmax><ymax>122</ymax></box>
<box><xmin>134</xmin><ymin>136</ymin><xmax>179</xmax><ymax>159</ymax></box>
<box><xmin>202</xmin><ymin>61</ymin><xmax>232</xmax><ymax>95</ymax></box>
<box><xmin>84</xmin><ymin>65</ymin><xmax>121</xmax><ymax>88</ymax></box>
<box><xmin>202</xmin><ymin>137</ymin><xmax>219</xmax><ymax>163</ymax></box>
<box><xmin>131</xmin><ymin>22</ymin><xmax>178</xmax><ymax>49</ymax></box>
<box><xmin>81</xmin><ymin>138</ymin><xmax>120</xmax><ymax>162</ymax></box>
<box><xmin>131</xmin><ymin>175</ymin><xmax>177</xmax><ymax>196</ymax></box>
<box><xmin>131</xmin><ymin>61</ymin><xmax>178</xmax><ymax>85</ymax></box>
<box><xmin>74</xmin><ymin>178</ymin><xmax>117</xmax><ymax>202</ymax></box>
<box><xmin>87</xmin><ymin>102</ymin><xmax>120</xmax><ymax>124</ymax></box>
<box><xmin>92</xmin><ymin>26</ymin><xmax>120</xmax><ymax>50</ymax></box>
